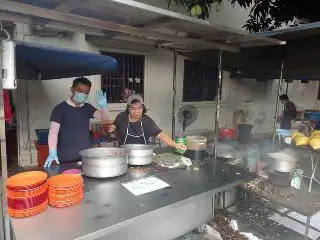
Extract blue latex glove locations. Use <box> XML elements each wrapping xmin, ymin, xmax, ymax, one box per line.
<box><xmin>44</xmin><ymin>149</ymin><xmax>60</xmax><ymax>168</ymax></box>
<box><xmin>96</xmin><ymin>90</ymin><xmax>107</xmax><ymax>109</ymax></box>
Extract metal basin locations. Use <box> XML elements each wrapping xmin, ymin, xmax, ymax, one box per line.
<box><xmin>79</xmin><ymin>148</ymin><xmax>128</xmax><ymax>178</ymax></box>
<box><xmin>121</xmin><ymin>144</ymin><xmax>154</xmax><ymax>165</ymax></box>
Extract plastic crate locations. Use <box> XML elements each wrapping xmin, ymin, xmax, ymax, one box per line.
<box><xmin>305</xmin><ymin>110</ymin><xmax>320</xmax><ymax>121</ymax></box>
<box><xmin>35</xmin><ymin>129</ymin><xmax>49</xmax><ymax>145</ymax></box>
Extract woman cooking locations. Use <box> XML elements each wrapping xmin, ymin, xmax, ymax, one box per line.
<box><xmin>109</xmin><ymin>94</ymin><xmax>186</xmax><ymax>151</ymax></box>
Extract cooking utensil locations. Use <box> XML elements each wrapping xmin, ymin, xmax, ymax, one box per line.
<box><xmin>79</xmin><ymin>148</ymin><xmax>128</xmax><ymax>178</ymax></box>
<box><xmin>185</xmin><ymin>135</ymin><xmax>207</xmax><ymax>161</ymax></box>
<box><xmin>215</xmin><ymin>144</ymin><xmax>242</xmax><ymax>162</ymax></box>
<box><xmin>267</xmin><ymin>169</ymin><xmax>293</xmax><ymax>187</ymax></box>
<box><xmin>265</xmin><ymin>149</ymin><xmax>298</xmax><ymax>173</ymax></box>
<box><xmin>121</xmin><ymin>144</ymin><xmax>154</xmax><ymax>165</ymax></box>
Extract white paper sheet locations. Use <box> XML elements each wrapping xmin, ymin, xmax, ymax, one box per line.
<box><xmin>122</xmin><ymin>176</ymin><xmax>170</xmax><ymax>196</ymax></box>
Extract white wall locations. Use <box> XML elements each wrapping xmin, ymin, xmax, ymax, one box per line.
<box><xmin>208</xmin><ymin>2</ymin><xmax>250</xmax><ymax>30</ymax></box>
<box><xmin>136</xmin><ymin>0</ymin><xmax>251</xmax><ymax>31</ymax></box>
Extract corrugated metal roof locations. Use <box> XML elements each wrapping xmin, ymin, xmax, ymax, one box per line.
<box><xmin>0</xmin><ymin>0</ymin><xmax>284</xmax><ymax>53</ymax></box>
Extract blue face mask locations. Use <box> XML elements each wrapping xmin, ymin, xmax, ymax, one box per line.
<box><xmin>73</xmin><ymin>92</ymin><xmax>88</xmax><ymax>104</ymax></box>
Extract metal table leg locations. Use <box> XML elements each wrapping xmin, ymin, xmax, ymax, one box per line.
<box><xmin>305</xmin><ymin>216</ymin><xmax>311</xmax><ymax>240</ymax></box>
<box><xmin>309</xmin><ymin>155</ymin><xmax>319</xmax><ymax>193</ymax></box>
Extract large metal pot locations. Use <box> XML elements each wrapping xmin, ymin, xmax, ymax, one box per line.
<box><xmin>265</xmin><ymin>150</ymin><xmax>298</xmax><ymax>173</ymax></box>
<box><xmin>121</xmin><ymin>144</ymin><xmax>154</xmax><ymax>165</ymax></box>
<box><xmin>79</xmin><ymin>148</ymin><xmax>128</xmax><ymax>178</ymax></box>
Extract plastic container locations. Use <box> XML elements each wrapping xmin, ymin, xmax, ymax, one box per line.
<box><xmin>291</xmin><ymin>169</ymin><xmax>303</xmax><ymax>190</ymax></box>
<box><xmin>35</xmin><ymin>129</ymin><xmax>49</xmax><ymax>145</ymax></box>
<box><xmin>186</xmin><ymin>135</ymin><xmax>207</xmax><ymax>150</ymax></box>
<box><xmin>186</xmin><ymin>149</ymin><xmax>206</xmax><ymax>161</ymax></box>
<box><xmin>305</xmin><ymin>110</ymin><xmax>320</xmax><ymax>121</ymax></box>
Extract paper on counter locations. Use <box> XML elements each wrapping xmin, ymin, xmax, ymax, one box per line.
<box><xmin>122</xmin><ymin>176</ymin><xmax>170</xmax><ymax>196</ymax></box>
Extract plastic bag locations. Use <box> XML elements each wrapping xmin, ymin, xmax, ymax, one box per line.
<box><xmin>295</xmin><ymin>136</ymin><xmax>309</xmax><ymax>146</ymax></box>
<box><xmin>291</xmin><ymin>131</ymin><xmax>304</xmax><ymax>140</ymax></box>
<box><xmin>201</xmin><ymin>225</ymin><xmax>222</xmax><ymax>240</ymax></box>
<box><xmin>311</xmin><ymin>130</ymin><xmax>320</xmax><ymax>137</ymax></box>
<box><xmin>309</xmin><ymin>137</ymin><xmax>320</xmax><ymax>150</ymax></box>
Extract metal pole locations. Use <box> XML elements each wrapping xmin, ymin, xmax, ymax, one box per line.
<box><xmin>215</xmin><ymin>50</ymin><xmax>223</xmax><ymax>134</ymax></box>
<box><xmin>214</xmin><ymin>50</ymin><xmax>223</xmax><ymax>158</ymax></box>
<box><xmin>305</xmin><ymin>216</ymin><xmax>311</xmax><ymax>240</ymax></box>
<box><xmin>171</xmin><ymin>49</ymin><xmax>177</xmax><ymax>138</ymax></box>
<box><xmin>272</xmin><ymin>58</ymin><xmax>284</xmax><ymax>142</ymax></box>
<box><xmin>0</xmin><ymin>40</ymin><xmax>10</xmax><ymax>240</ymax></box>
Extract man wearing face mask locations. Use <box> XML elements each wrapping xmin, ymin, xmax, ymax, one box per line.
<box><xmin>279</xmin><ymin>94</ymin><xmax>296</xmax><ymax>130</ymax></box>
<box><xmin>44</xmin><ymin>77</ymin><xmax>108</xmax><ymax>168</ymax></box>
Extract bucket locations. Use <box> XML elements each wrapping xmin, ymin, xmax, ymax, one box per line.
<box><xmin>237</xmin><ymin>124</ymin><xmax>253</xmax><ymax>144</ymax></box>
<box><xmin>218</xmin><ymin>128</ymin><xmax>237</xmax><ymax>142</ymax></box>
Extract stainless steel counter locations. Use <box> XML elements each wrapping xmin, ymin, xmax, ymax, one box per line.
<box><xmin>10</xmin><ymin>158</ymin><xmax>248</xmax><ymax>240</ymax></box>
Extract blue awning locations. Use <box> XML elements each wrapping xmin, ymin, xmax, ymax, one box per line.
<box><xmin>15</xmin><ymin>41</ymin><xmax>117</xmax><ymax>80</ymax></box>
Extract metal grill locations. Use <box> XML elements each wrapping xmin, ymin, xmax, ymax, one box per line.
<box><xmin>183</xmin><ymin>60</ymin><xmax>217</xmax><ymax>102</ymax></box>
<box><xmin>101</xmin><ymin>52</ymin><xmax>144</xmax><ymax>103</ymax></box>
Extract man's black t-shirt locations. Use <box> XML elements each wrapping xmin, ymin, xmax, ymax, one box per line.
<box><xmin>50</xmin><ymin>101</ymin><xmax>96</xmax><ymax>162</ymax></box>
<box><xmin>283</xmin><ymin>101</ymin><xmax>296</xmax><ymax>120</ymax></box>
<box><xmin>114</xmin><ymin>112</ymin><xmax>162</xmax><ymax>145</ymax></box>
<box><xmin>281</xmin><ymin>100</ymin><xmax>296</xmax><ymax>129</ymax></box>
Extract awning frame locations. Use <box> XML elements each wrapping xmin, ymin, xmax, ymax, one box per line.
<box><xmin>15</xmin><ymin>41</ymin><xmax>117</xmax><ymax>80</ymax></box>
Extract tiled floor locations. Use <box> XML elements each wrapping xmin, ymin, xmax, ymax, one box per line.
<box><xmin>270</xmin><ymin>210</ymin><xmax>320</xmax><ymax>240</ymax></box>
